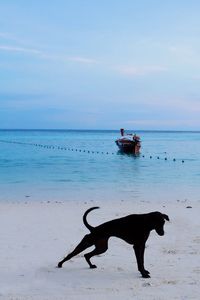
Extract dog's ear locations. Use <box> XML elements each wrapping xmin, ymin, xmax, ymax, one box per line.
<box><xmin>162</xmin><ymin>214</ymin><xmax>169</xmax><ymax>221</ymax></box>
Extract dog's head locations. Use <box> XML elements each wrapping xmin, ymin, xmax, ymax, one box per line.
<box><xmin>151</xmin><ymin>212</ymin><xmax>170</xmax><ymax>236</ymax></box>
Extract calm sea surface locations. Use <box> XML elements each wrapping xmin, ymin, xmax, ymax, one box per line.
<box><xmin>0</xmin><ymin>130</ymin><xmax>199</xmax><ymax>202</ymax></box>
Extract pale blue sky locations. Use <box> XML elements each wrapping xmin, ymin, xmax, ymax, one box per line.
<box><xmin>1</xmin><ymin>0</ymin><xmax>200</xmax><ymax>130</ymax></box>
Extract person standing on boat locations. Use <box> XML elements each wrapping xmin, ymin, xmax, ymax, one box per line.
<box><xmin>120</xmin><ymin>128</ymin><xmax>133</xmax><ymax>137</ymax></box>
<box><xmin>120</xmin><ymin>128</ymin><xmax>125</xmax><ymax>136</ymax></box>
<box><xmin>120</xmin><ymin>128</ymin><xmax>134</xmax><ymax>139</ymax></box>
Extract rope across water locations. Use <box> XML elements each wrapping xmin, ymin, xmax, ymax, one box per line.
<box><xmin>0</xmin><ymin>139</ymin><xmax>185</xmax><ymax>163</ymax></box>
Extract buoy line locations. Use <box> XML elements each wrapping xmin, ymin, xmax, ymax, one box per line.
<box><xmin>0</xmin><ymin>139</ymin><xmax>185</xmax><ymax>163</ymax></box>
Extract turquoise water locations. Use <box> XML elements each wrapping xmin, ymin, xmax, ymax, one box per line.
<box><xmin>0</xmin><ymin>130</ymin><xmax>199</xmax><ymax>202</ymax></box>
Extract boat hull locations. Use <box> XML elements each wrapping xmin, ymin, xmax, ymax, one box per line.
<box><xmin>115</xmin><ymin>139</ymin><xmax>141</xmax><ymax>154</ymax></box>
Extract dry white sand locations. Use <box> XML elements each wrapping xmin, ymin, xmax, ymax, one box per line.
<box><xmin>0</xmin><ymin>198</ymin><xmax>199</xmax><ymax>300</ymax></box>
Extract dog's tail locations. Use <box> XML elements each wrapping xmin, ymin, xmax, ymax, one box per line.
<box><xmin>83</xmin><ymin>206</ymin><xmax>99</xmax><ymax>232</ymax></box>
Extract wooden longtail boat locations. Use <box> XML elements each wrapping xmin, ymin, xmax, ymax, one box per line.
<box><xmin>115</xmin><ymin>129</ymin><xmax>141</xmax><ymax>154</ymax></box>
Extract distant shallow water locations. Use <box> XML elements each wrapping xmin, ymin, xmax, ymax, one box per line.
<box><xmin>0</xmin><ymin>129</ymin><xmax>200</xmax><ymax>202</ymax></box>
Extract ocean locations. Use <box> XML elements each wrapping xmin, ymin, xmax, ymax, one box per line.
<box><xmin>0</xmin><ymin>129</ymin><xmax>199</xmax><ymax>202</ymax></box>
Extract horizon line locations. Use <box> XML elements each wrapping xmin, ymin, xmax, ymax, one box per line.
<box><xmin>0</xmin><ymin>128</ymin><xmax>200</xmax><ymax>133</ymax></box>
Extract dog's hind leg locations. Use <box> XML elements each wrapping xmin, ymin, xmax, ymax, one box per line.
<box><xmin>57</xmin><ymin>234</ymin><xmax>94</xmax><ymax>268</ymax></box>
<box><xmin>84</xmin><ymin>238</ymin><xmax>108</xmax><ymax>269</ymax></box>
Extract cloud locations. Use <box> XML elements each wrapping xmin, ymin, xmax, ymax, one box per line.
<box><xmin>0</xmin><ymin>32</ymin><xmax>28</xmax><ymax>45</ymax></box>
<box><xmin>68</xmin><ymin>56</ymin><xmax>99</xmax><ymax>64</ymax></box>
<box><xmin>168</xmin><ymin>45</ymin><xmax>194</xmax><ymax>56</ymax></box>
<box><xmin>0</xmin><ymin>32</ymin><xmax>98</xmax><ymax>65</ymax></box>
<box><xmin>124</xmin><ymin>118</ymin><xmax>200</xmax><ymax>129</ymax></box>
<box><xmin>0</xmin><ymin>33</ymin><xmax>168</xmax><ymax>74</ymax></box>
<box><xmin>40</xmin><ymin>53</ymin><xmax>99</xmax><ymax>65</ymax></box>
<box><xmin>0</xmin><ymin>93</ymin><xmax>49</xmax><ymax>110</ymax></box>
<box><xmin>0</xmin><ymin>45</ymin><xmax>41</xmax><ymax>54</ymax></box>
<box><xmin>0</xmin><ymin>33</ymin><xmax>168</xmax><ymax>73</ymax></box>
<box><xmin>116</xmin><ymin>65</ymin><xmax>168</xmax><ymax>76</ymax></box>
<box><xmin>0</xmin><ymin>43</ymin><xmax>99</xmax><ymax>66</ymax></box>
<box><xmin>168</xmin><ymin>44</ymin><xmax>200</xmax><ymax>66</ymax></box>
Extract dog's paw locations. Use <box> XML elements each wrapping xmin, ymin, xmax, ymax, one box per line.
<box><xmin>57</xmin><ymin>262</ymin><xmax>63</xmax><ymax>268</ymax></box>
<box><xmin>141</xmin><ymin>269</ymin><xmax>151</xmax><ymax>278</ymax></box>
<box><xmin>142</xmin><ymin>273</ymin><xmax>151</xmax><ymax>278</ymax></box>
<box><xmin>90</xmin><ymin>265</ymin><xmax>97</xmax><ymax>269</ymax></box>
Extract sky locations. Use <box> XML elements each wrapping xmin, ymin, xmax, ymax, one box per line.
<box><xmin>1</xmin><ymin>0</ymin><xmax>200</xmax><ymax>130</ymax></box>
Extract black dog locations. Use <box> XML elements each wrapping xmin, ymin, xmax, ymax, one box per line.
<box><xmin>58</xmin><ymin>207</ymin><xmax>169</xmax><ymax>278</ymax></box>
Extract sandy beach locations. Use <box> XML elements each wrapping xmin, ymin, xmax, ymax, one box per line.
<box><xmin>0</xmin><ymin>198</ymin><xmax>199</xmax><ymax>300</ymax></box>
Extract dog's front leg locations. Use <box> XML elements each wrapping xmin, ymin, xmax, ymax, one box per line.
<box><xmin>133</xmin><ymin>242</ymin><xmax>150</xmax><ymax>278</ymax></box>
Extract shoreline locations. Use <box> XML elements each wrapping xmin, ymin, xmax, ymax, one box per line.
<box><xmin>0</xmin><ymin>198</ymin><xmax>200</xmax><ymax>299</ymax></box>
<box><xmin>0</xmin><ymin>186</ymin><xmax>199</xmax><ymax>204</ymax></box>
